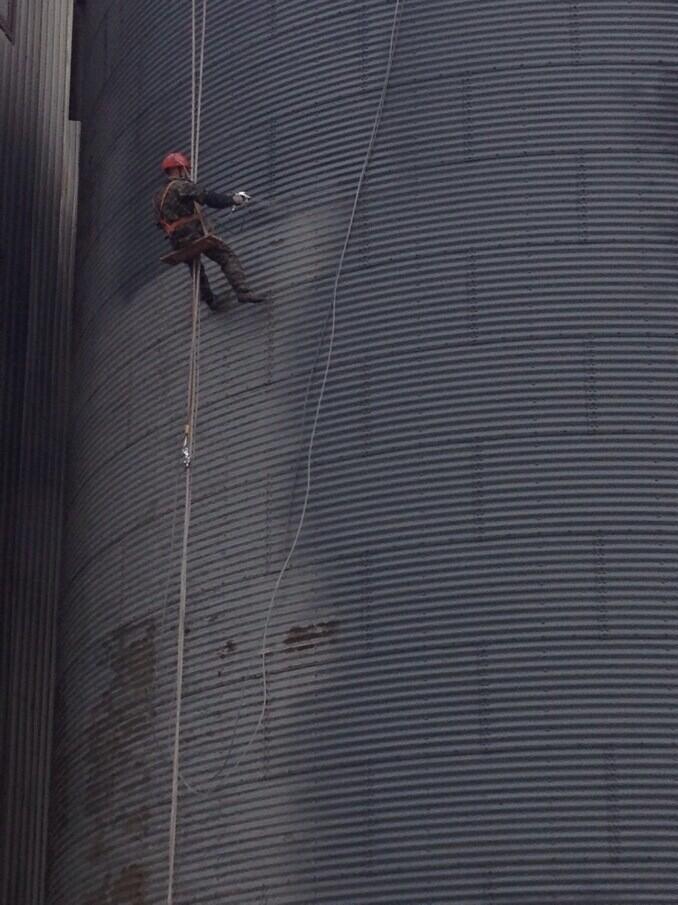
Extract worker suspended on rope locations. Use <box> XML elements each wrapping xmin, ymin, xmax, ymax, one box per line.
<box><xmin>153</xmin><ymin>152</ymin><xmax>266</xmax><ymax>310</ymax></box>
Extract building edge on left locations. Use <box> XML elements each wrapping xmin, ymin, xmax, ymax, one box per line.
<box><xmin>0</xmin><ymin>1</ymin><xmax>80</xmax><ymax>903</ymax></box>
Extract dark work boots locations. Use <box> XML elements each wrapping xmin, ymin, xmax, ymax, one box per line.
<box><xmin>236</xmin><ymin>291</ymin><xmax>268</xmax><ymax>304</ymax></box>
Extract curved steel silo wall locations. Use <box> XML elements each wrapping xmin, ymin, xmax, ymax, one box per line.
<box><xmin>52</xmin><ymin>2</ymin><xmax>678</xmax><ymax>902</ymax></box>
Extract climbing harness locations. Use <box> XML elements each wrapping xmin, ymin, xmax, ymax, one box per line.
<box><xmin>161</xmin><ymin>215</ymin><xmax>201</xmax><ymax>237</ymax></box>
<box><xmin>161</xmin><ymin>232</ymin><xmax>227</xmax><ymax>267</ymax></box>
<box><xmin>160</xmin><ymin>195</ymin><xmax>250</xmax><ymax>265</ymax></box>
<box><xmin>158</xmin><ymin>179</ymin><xmax>230</xmax><ymax>267</ymax></box>
<box><xmin>157</xmin><ymin>181</ymin><xmax>199</xmax><ymax>236</ymax></box>
<box><xmin>163</xmin><ymin>0</ymin><xmax>404</xmax><ymax>901</ymax></box>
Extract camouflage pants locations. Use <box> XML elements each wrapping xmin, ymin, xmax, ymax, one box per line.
<box><xmin>183</xmin><ymin>243</ymin><xmax>252</xmax><ymax>304</ymax></box>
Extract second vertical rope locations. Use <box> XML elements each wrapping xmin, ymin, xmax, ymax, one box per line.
<box><xmin>165</xmin><ymin>2</ymin><xmax>208</xmax><ymax>902</ymax></box>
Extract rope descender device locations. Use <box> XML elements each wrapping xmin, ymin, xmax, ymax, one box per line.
<box><xmin>182</xmin><ymin>424</ymin><xmax>192</xmax><ymax>469</ymax></box>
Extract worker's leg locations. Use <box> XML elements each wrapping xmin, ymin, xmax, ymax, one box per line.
<box><xmin>205</xmin><ymin>244</ymin><xmax>265</xmax><ymax>304</ymax></box>
<box><xmin>184</xmin><ymin>260</ymin><xmax>218</xmax><ymax>309</ymax></box>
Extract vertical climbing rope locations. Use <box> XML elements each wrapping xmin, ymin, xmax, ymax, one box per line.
<box><xmin>166</xmin><ymin>3</ymin><xmax>207</xmax><ymax>903</ymax></box>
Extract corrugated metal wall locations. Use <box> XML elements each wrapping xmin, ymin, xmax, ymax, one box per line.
<box><xmin>0</xmin><ymin>1</ymin><xmax>79</xmax><ymax>904</ymax></box>
<box><xmin>53</xmin><ymin>2</ymin><xmax>678</xmax><ymax>902</ymax></box>
<box><xmin>0</xmin><ymin>1</ymin><xmax>16</xmax><ymax>41</ymax></box>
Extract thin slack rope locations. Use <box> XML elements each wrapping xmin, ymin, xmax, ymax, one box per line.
<box><xmin>227</xmin><ymin>0</ymin><xmax>405</xmax><ymax>776</ymax></box>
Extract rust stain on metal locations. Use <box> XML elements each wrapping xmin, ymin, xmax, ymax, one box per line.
<box><xmin>124</xmin><ymin>806</ymin><xmax>150</xmax><ymax>836</ymax></box>
<box><xmin>86</xmin><ymin>832</ymin><xmax>106</xmax><ymax>864</ymax></box>
<box><xmin>85</xmin><ymin>621</ymin><xmax>155</xmax><ymax>825</ymax></box>
<box><xmin>284</xmin><ymin>620</ymin><xmax>340</xmax><ymax>652</ymax></box>
<box><xmin>218</xmin><ymin>639</ymin><xmax>237</xmax><ymax>658</ymax></box>
<box><xmin>110</xmin><ymin>863</ymin><xmax>147</xmax><ymax>905</ymax></box>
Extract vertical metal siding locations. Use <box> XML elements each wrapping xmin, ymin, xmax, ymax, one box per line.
<box><xmin>0</xmin><ymin>1</ymin><xmax>16</xmax><ymax>42</ymax></box>
<box><xmin>54</xmin><ymin>1</ymin><xmax>678</xmax><ymax>903</ymax></box>
<box><xmin>0</xmin><ymin>1</ymin><xmax>79</xmax><ymax>903</ymax></box>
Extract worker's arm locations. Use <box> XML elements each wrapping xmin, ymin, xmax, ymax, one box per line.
<box><xmin>177</xmin><ymin>180</ymin><xmax>251</xmax><ymax>209</ymax></box>
<box><xmin>201</xmin><ymin>189</ymin><xmax>236</xmax><ymax>209</ymax></box>
<box><xmin>175</xmin><ymin>180</ymin><xmax>235</xmax><ymax>209</ymax></box>
<box><xmin>201</xmin><ymin>189</ymin><xmax>250</xmax><ymax>208</ymax></box>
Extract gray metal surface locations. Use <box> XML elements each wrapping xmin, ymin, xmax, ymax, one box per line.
<box><xmin>0</xmin><ymin>2</ymin><xmax>15</xmax><ymax>41</ymax></box>
<box><xmin>53</xmin><ymin>1</ymin><xmax>678</xmax><ymax>902</ymax></box>
<box><xmin>0</xmin><ymin>1</ymin><xmax>79</xmax><ymax>903</ymax></box>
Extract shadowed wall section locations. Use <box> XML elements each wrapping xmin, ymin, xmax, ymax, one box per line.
<box><xmin>0</xmin><ymin>2</ymin><xmax>79</xmax><ymax>904</ymax></box>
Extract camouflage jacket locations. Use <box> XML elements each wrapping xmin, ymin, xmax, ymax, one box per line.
<box><xmin>153</xmin><ymin>178</ymin><xmax>235</xmax><ymax>241</ymax></box>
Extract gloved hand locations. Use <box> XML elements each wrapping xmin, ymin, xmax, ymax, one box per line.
<box><xmin>232</xmin><ymin>191</ymin><xmax>251</xmax><ymax>207</ymax></box>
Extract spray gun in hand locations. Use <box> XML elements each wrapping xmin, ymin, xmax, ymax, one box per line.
<box><xmin>231</xmin><ymin>191</ymin><xmax>251</xmax><ymax>211</ymax></box>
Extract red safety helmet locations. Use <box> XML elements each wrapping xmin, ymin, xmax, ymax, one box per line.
<box><xmin>161</xmin><ymin>151</ymin><xmax>191</xmax><ymax>173</ymax></box>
